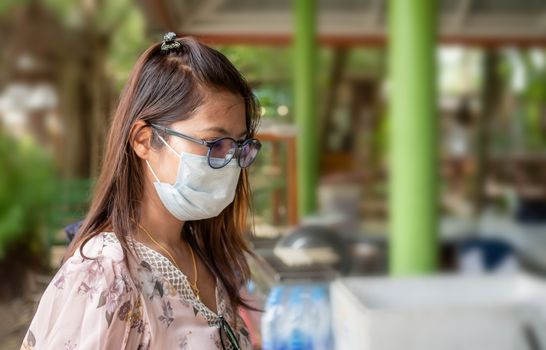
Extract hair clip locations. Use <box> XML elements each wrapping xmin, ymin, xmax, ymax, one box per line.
<box><xmin>161</xmin><ymin>32</ymin><xmax>181</xmax><ymax>51</ymax></box>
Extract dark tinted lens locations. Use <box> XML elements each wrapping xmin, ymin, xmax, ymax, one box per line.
<box><xmin>209</xmin><ymin>138</ymin><xmax>237</xmax><ymax>168</ymax></box>
<box><xmin>238</xmin><ymin>139</ymin><xmax>261</xmax><ymax>168</ymax></box>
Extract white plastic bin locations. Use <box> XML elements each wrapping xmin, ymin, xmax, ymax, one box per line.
<box><xmin>330</xmin><ymin>274</ymin><xmax>546</xmax><ymax>350</ymax></box>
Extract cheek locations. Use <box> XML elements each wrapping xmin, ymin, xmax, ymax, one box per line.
<box><xmin>155</xmin><ymin>152</ymin><xmax>181</xmax><ymax>184</ymax></box>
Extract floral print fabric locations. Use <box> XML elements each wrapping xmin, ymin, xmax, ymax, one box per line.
<box><xmin>20</xmin><ymin>232</ymin><xmax>252</xmax><ymax>350</ymax></box>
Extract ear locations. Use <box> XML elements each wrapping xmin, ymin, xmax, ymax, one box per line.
<box><xmin>130</xmin><ymin>120</ymin><xmax>153</xmax><ymax>160</ymax></box>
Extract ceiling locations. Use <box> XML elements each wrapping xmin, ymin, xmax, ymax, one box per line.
<box><xmin>137</xmin><ymin>0</ymin><xmax>546</xmax><ymax>46</ymax></box>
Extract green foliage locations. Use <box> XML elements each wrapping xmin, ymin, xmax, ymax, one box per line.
<box><xmin>0</xmin><ymin>132</ymin><xmax>56</xmax><ymax>261</ymax></box>
<box><xmin>0</xmin><ymin>0</ymin><xmax>27</xmax><ymax>14</ymax></box>
<box><xmin>346</xmin><ymin>48</ymin><xmax>386</xmax><ymax>76</ymax></box>
<box><xmin>521</xmin><ymin>51</ymin><xmax>546</xmax><ymax>150</ymax></box>
<box><xmin>500</xmin><ymin>50</ymin><xmax>546</xmax><ymax>151</ymax></box>
<box><xmin>218</xmin><ymin>45</ymin><xmax>293</xmax><ymax>82</ymax></box>
<box><xmin>107</xmin><ymin>2</ymin><xmax>149</xmax><ymax>91</ymax></box>
<box><xmin>6</xmin><ymin>0</ymin><xmax>149</xmax><ymax>92</ymax></box>
<box><xmin>217</xmin><ymin>46</ymin><xmax>293</xmax><ymax>122</ymax></box>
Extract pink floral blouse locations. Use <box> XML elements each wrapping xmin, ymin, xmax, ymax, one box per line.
<box><xmin>20</xmin><ymin>232</ymin><xmax>253</xmax><ymax>350</ymax></box>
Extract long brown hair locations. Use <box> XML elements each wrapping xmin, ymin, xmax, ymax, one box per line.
<box><xmin>63</xmin><ymin>36</ymin><xmax>261</xmax><ymax>313</ymax></box>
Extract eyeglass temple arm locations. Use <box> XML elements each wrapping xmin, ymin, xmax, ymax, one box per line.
<box><xmin>150</xmin><ymin>123</ymin><xmax>208</xmax><ymax>146</ymax></box>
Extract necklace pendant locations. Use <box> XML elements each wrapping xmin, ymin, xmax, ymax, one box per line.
<box><xmin>191</xmin><ymin>285</ymin><xmax>199</xmax><ymax>299</ymax></box>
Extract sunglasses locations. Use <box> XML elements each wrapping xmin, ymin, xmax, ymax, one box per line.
<box><xmin>218</xmin><ymin>315</ymin><xmax>242</xmax><ymax>350</ymax></box>
<box><xmin>150</xmin><ymin>123</ymin><xmax>261</xmax><ymax>169</ymax></box>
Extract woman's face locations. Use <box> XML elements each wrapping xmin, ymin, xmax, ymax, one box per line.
<box><xmin>148</xmin><ymin>89</ymin><xmax>247</xmax><ymax>185</ymax></box>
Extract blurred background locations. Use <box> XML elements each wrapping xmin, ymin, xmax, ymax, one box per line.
<box><xmin>0</xmin><ymin>0</ymin><xmax>545</xmax><ymax>349</ymax></box>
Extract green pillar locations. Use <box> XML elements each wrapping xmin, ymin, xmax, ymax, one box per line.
<box><xmin>294</xmin><ymin>0</ymin><xmax>318</xmax><ymax>217</ymax></box>
<box><xmin>388</xmin><ymin>0</ymin><xmax>439</xmax><ymax>275</ymax></box>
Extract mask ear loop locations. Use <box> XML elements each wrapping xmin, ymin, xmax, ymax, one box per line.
<box><xmin>155</xmin><ymin>132</ymin><xmax>182</xmax><ymax>158</ymax></box>
<box><xmin>145</xmin><ymin>129</ymin><xmax>183</xmax><ymax>183</ymax></box>
<box><xmin>145</xmin><ymin>160</ymin><xmax>161</xmax><ymax>183</ymax></box>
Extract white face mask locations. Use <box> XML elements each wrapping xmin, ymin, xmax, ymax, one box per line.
<box><xmin>145</xmin><ymin>133</ymin><xmax>241</xmax><ymax>221</ymax></box>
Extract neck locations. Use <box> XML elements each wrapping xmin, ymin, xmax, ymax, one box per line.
<box><xmin>137</xmin><ymin>186</ymin><xmax>186</xmax><ymax>249</ymax></box>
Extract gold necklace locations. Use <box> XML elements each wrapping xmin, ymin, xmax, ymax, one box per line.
<box><xmin>135</xmin><ymin>222</ymin><xmax>200</xmax><ymax>300</ymax></box>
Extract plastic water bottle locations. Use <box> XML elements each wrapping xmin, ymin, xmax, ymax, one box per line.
<box><xmin>261</xmin><ymin>286</ymin><xmax>284</xmax><ymax>350</ymax></box>
<box><xmin>309</xmin><ymin>286</ymin><xmax>332</xmax><ymax>350</ymax></box>
<box><xmin>263</xmin><ymin>285</ymin><xmax>331</xmax><ymax>350</ymax></box>
<box><xmin>286</xmin><ymin>286</ymin><xmax>313</xmax><ymax>350</ymax></box>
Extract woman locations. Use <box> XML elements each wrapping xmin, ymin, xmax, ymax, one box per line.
<box><xmin>21</xmin><ymin>33</ymin><xmax>262</xmax><ymax>350</ymax></box>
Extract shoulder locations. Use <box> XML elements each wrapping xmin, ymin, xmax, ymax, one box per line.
<box><xmin>21</xmin><ymin>233</ymin><xmax>146</xmax><ymax>349</ymax></box>
<box><xmin>53</xmin><ymin>232</ymin><xmax>133</xmax><ymax>298</ymax></box>
<box><xmin>73</xmin><ymin>231</ymin><xmax>125</xmax><ymax>262</ymax></box>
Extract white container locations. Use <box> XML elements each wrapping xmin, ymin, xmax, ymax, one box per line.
<box><xmin>330</xmin><ymin>274</ymin><xmax>546</xmax><ymax>350</ymax></box>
